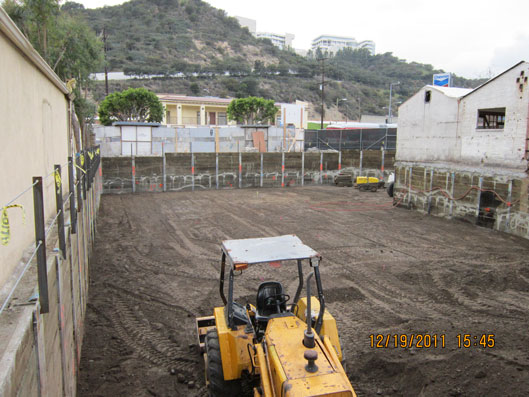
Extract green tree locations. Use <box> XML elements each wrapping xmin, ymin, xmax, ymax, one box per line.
<box><xmin>236</xmin><ymin>77</ymin><xmax>259</xmax><ymax>97</ymax></box>
<box><xmin>189</xmin><ymin>82</ymin><xmax>200</xmax><ymax>95</ymax></box>
<box><xmin>2</xmin><ymin>0</ymin><xmax>27</xmax><ymax>27</ymax></box>
<box><xmin>3</xmin><ymin>0</ymin><xmax>104</xmax><ymax>132</ymax></box>
<box><xmin>98</xmin><ymin>87</ymin><xmax>164</xmax><ymax>126</ymax></box>
<box><xmin>24</xmin><ymin>0</ymin><xmax>60</xmax><ymax>58</ymax></box>
<box><xmin>227</xmin><ymin>96</ymin><xmax>277</xmax><ymax>125</ymax></box>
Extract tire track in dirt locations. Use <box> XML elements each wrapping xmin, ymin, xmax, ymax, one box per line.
<box><xmin>339</xmin><ymin>260</ymin><xmax>447</xmax><ymax>321</ymax></box>
<box><xmin>108</xmin><ymin>294</ymin><xmax>199</xmax><ymax>374</ymax></box>
<box><xmin>211</xmin><ymin>195</ymin><xmax>281</xmax><ymax>237</ymax></box>
<box><xmin>103</xmin><ymin>282</ymin><xmax>199</xmax><ymax>317</ymax></box>
<box><xmin>429</xmin><ymin>265</ymin><xmax>527</xmax><ymax>320</ymax></box>
<box><xmin>129</xmin><ymin>244</ymin><xmax>218</xmax><ymax>281</ymax></box>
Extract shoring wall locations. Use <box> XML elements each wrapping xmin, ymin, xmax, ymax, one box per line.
<box><xmin>1</xmin><ymin>8</ymin><xmax>102</xmax><ymax>396</ymax></box>
<box><xmin>394</xmin><ymin>162</ymin><xmax>529</xmax><ymax>239</ymax></box>
<box><xmin>102</xmin><ymin>150</ymin><xmax>396</xmax><ymax>194</ymax></box>
<box><xmin>0</xmin><ymin>160</ymin><xmax>102</xmax><ymax>397</ymax></box>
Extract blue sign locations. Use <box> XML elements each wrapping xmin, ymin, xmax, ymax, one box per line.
<box><xmin>433</xmin><ymin>73</ymin><xmax>451</xmax><ymax>87</ymax></box>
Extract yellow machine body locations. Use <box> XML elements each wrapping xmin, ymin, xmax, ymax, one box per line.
<box><xmin>356</xmin><ymin>176</ymin><xmax>379</xmax><ymax>184</ymax></box>
<box><xmin>198</xmin><ymin>235</ymin><xmax>357</xmax><ymax>396</ymax></box>
<box><xmin>203</xmin><ymin>302</ymin><xmax>355</xmax><ymax>396</ymax></box>
<box><xmin>294</xmin><ymin>297</ymin><xmax>343</xmax><ymax>361</ymax></box>
<box><xmin>213</xmin><ymin>306</ymin><xmax>253</xmax><ymax>380</ymax></box>
<box><xmin>258</xmin><ymin>315</ymin><xmax>355</xmax><ymax>397</ymax></box>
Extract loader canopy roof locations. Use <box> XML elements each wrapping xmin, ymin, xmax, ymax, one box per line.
<box><xmin>221</xmin><ymin>235</ymin><xmax>320</xmax><ymax>268</ymax></box>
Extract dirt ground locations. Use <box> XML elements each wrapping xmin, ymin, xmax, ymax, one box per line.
<box><xmin>77</xmin><ymin>186</ymin><xmax>529</xmax><ymax>397</ymax></box>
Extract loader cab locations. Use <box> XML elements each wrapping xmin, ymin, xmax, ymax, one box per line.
<box><xmin>217</xmin><ymin>235</ymin><xmax>326</xmax><ymax>340</ymax></box>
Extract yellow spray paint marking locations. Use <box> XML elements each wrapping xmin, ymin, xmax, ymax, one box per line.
<box><xmin>1</xmin><ymin>205</ymin><xmax>26</xmax><ymax>246</ymax></box>
<box><xmin>74</xmin><ymin>164</ymin><xmax>86</xmax><ymax>174</ymax></box>
<box><xmin>54</xmin><ymin>169</ymin><xmax>62</xmax><ymax>194</ymax></box>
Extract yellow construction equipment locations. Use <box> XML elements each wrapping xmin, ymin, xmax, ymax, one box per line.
<box><xmin>196</xmin><ymin>235</ymin><xmax>357</xmax><ymax>397</ymax></box>
<box><xmin>355</xmin><ymin>176</ymin><xmax>385</xmax><ymax>192</ymax></box>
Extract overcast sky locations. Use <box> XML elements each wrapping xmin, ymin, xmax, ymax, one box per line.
<box><xmin>76</xmin><ymin>0</ymin><xmax>529</xmax><ymax>79</ymax></box>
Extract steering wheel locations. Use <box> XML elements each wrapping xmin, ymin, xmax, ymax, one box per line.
<box><xmin>265</xmin><ymin>293</ymin><xmax>290</xmax><ymax>307</ymax></box>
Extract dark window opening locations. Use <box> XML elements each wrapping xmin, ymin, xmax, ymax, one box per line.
<box><xmin>477</xmin><ymin>108</ymin><xmax>505</xmax><ymax>129</ymax></box>
<box><xmin>477</xmin><ymin>191</ymin><xmax>502</xmax><ymax>229</ymax></box>
<box><xmin>425</xmin><ymin>90</ymin><xmax>431</xmax><ymax>103</ymax></box>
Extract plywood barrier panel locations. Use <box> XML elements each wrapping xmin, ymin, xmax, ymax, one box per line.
<box><xmin>216</xmin><ymin>153</ymin><xmax>239</xmax><ymax>189</ymax></box>
<box><xmin>341</xmin><ymin>150</ymin><xmax>361</xmax><ymax>168</ymax></box>
<box><xmin>163</xmin><ymin>153</ymin><xmax>191</xmax><ymax>191</ymax></box>
<box><xmin>362</xmin><ymin>150</ymin><xmax>383</xmax><ymax>169</ymax></box>
<box><xmin>194</xmin><ymin>153</ymin><xmax>217</xmax><ymax>189</ymax></box>
<box><xmin>384</xmin><ymin>151</ymin><xmax>396</xmax><ymax>170</ymax></box>
<box><xmin>240</xmin><ymin>153</ymin><xmax>262</xmax><ymax>188</ymax></box>
<box><xmin>261</xmin><ymin>153</ymin><xmax>282</xmax><ymax>188</ymax></box>
<box><xmin>102</xmin><ymin>157</ymin><xmax>133</xmax><ymax>193</ymax></box>
<box><xmin>283</xmin><ymin>153</ymin><xmax>303</xmax><ymax>187</ymax></box>
<box><xmin>135</xmin><ymin>157</ymin><xmax>163</xmax><ymax>193</ymax></box>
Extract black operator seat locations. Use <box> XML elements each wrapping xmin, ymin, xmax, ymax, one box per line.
<box><xmin>256</xmin><ymin>281</ymin><xmax>287</xmax><ymax>317</ymax></box>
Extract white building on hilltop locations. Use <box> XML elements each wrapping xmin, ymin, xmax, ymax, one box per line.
<box><xmin>235</xmin><ymin>16</ymin><xmax>256</xmax><ymax>34</ymax></box>
<box><xmin>312</xmin><ymin>35</ymin><xmax>375</xmax><ymax>55</ymax></box>
<box><xmin>235</xmin><ymin>16</ymin><xmax>294</xmax><ymax>50</ymax></box>
<box><xmin>256</xmin><ymin>32</ymin><xmax>295</xmax><ymax>50</ymax></box>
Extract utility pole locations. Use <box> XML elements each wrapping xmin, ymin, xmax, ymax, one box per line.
<box><xmin>388</xmin><ymin>81</ymin><xmax>400</xmax><ymax>124</ymax></box>
<box><xmin>318</xmin><ymin>57</ymin><xmax>328</xmax><ymax>130</ymax></box>
<box><xmin>103</xmin><ymin>27</ymin><xmax>109</xmax><ymax>96</ymax></box>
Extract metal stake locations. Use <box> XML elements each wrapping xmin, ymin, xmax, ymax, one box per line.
<box><xmin>162</xmin><ymin>142</ymin><xmax>166</xmax><ymax>192</ymax></box>
<box><xmin>301</xmin><ymin>151</ymin><xmax>305</xmax><ymax>186</ymax></box>
<box><xmin>33</xmin><ymin>177</ymin><xmax>49</xmax><ymax>313</ymax></box>
<box><xmin>319</xmin><ymin>152</ymin><xmax>323</xmax><ymax>184</ymax></box>
<box><xmin>281</xmin><ymin>151</ymin><xmax>285</xmax><ymax>188</ymax></box>
<box><xmin>68</xmin><ymin>157</ymin><xmax>77</xmax><ymax>234</ymax></box>
<box><xmin>260</xmin><ymin>152</ymin><xmax>263</xmax><ymax>188</ymax></box>
<box><xmin>238</xmin><ymin>152</ymin><xmax>242</xmax><ymax>189</ymax></box>
<box><xmin>54</xmin><ymin>164</ymin><xmax>66</xmax><ymax>259</ymax></box>
<box><xmin>216</xmin><ymin>152</ymin><xmax>219</xmax><ymax>190</ymax></box>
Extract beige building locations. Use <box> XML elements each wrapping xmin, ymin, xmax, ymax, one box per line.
<box><xmin>158</xmin><ymin>94</ymin><xmax>234</xmax><ymax>127</ymax></box>
<box><xmin>159</xmin><ymin>94</ymin><xmax>308</xmax><ymax>129</ymax></box>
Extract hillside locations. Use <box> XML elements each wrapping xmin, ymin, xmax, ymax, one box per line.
<box><xmin>65</xmin><ymin>0</ymin><xmax>484</xmax><ymax>119</ymax></box>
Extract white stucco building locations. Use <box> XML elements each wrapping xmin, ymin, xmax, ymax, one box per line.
<box><xmin>397</xmin><ymin>62</ymin><xmax>529</xmax><ymax>170</ymax></box>
<box><xmin>235</xmin><ymin>16</ymin><xmax>294</xmax><ymax>49</ymax></box>
<box><xmin>395</xmin><ymin>61</ymin><xmax>529</xmax><ymax>240</ymax></box>
<box><xmin>311</xmin><ymin>35</ymin><xmax>375</xmax><ymax>55</ymax></box>
<box><xmin>235</xmin><ymin>16</ymin><xmax>256</xmax><ymax>34</ymax></box>
<box><xmin>255</xmin><ymin>32</ymin><xmax>295</xmax><ymax>50</ymax></box>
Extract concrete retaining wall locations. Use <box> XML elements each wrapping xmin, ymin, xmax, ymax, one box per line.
<box><xmin>102</xmin><ymin>150</ymin><xmax>395</xmax><ymax>194</ymax></box>
<box><xmin>394</xmin><ymin>162</ymin><xmax>529</xmax><ymax>239</ymax></box>
<box><xmin>0</xmin><ymin>169</ymin><xmax>102</xmax><ymax>396</ymax></box>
